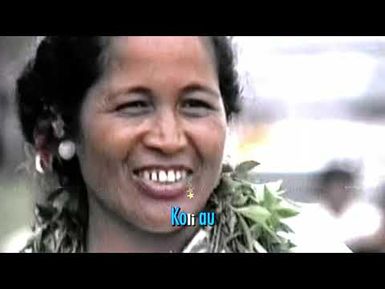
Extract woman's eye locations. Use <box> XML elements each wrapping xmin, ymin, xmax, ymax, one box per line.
<box><xmin>116</xmin><ymin>101</ymin><xmax>152</xmax><ymax>116</ymax></box>
<box><xmin>181</xmin><ymin>99</ymin><xmax>214</xmax><ymax>116</ymax></box>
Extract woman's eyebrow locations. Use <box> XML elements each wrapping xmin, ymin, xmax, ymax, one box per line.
<box><xmin>107</xmin><ymin>86</ymin><xmax>152</xmax><ymax>101</ymax></box>
<box><xmin>182</xmin><ymin>84</ymin><xmax>220</xmax><ymax>98</ymax></box>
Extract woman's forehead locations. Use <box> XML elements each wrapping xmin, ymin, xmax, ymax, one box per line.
<box><xmin>85</xmin><ymin>36</ymin><xmax>220</xmax><ymax>103</ymax></box>
<box><xmin>106</xmin><ymin>36</ymin><xmax>216</xmax><ymax>69</ymax></box>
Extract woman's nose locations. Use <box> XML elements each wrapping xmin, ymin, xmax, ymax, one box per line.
<box><xmin>143</xmin><ymin>110</ymin><xmax>188</xmax><ymax>154</ymax></box>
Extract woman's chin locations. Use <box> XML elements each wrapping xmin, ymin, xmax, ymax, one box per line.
<box><xmin>138</xmin><ymin>220</ymin><xmax>183</xmax><ymax>234</ymax></box>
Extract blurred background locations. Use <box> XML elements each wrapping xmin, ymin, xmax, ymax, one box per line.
<box><xmin>2</xmin><ymin>36</ymin><xmax>385</xmax><ymax>252</ymax></box>
<box><xmin>0</xmin><ymin>37</ymin><xmax>37</xmax><ymax>252</ymax></box>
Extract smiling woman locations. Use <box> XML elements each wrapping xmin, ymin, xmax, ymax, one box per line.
<box><xmin>77</xmin><ymin>37</ymin><xmax>229</xmax><ymax>247</ymax></box>
<box><xmin>15</xmin><ymin>36</ymin><xmax>242</xmax><ymax>252</ymax></box>
<box><xmin>14</xmin><ymin>36</ymin><xmax>348</xmax><ymax>253</ymax></box>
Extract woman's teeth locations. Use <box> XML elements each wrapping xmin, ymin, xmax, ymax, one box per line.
<box><xmin>139</xmin><ymin>169</ymin><xmax>188</xmax><ymax>184</ymax></box>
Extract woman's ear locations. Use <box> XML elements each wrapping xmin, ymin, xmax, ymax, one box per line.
<box><xmin>33</xmin><ymin>129</ymin><xmax>53</xmax><ymax>174</ymax></box>
<box><xmin>35</xmin><ymin>149</ymin><xmax>53</xmax><ymax>174</ymax></box>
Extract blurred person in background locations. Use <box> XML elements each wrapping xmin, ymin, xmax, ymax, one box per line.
<box><xmin>316</xmin><ymin>164</ymin><xmax>382</xmax><ymax>251</ymax></box>
<box><xmin>319</xmin><ymin>167</ymin><xmax>357</xmax><ymax>216</ymax></box>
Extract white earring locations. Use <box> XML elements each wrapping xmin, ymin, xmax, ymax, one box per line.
<box><xmin>58</xmin><ymin>140</ymin><xmax>76</xmax><ymax>160</ymax></box>
<box><xmin>35</xmin><ymin>154</ymin><xmax>44</xmax><ymax>174</ymax></box>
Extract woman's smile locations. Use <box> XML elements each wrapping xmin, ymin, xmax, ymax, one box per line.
<box><xmin>131</xmin><ymin>165</ymin><xmax>194</xmax><ymax>200</ymax></box>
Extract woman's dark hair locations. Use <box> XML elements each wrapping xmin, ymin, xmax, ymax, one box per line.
<box><xmin>16</xmin><ymin>36</ymin><xmax>242</xmax><ymax>252</ymax></box>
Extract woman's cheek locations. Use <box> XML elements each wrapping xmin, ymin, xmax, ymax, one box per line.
<box><xmin>85</xmin><ymin>117</ymin><xmax>134</xmax><ymax>159</ymax></box>
<box><xmin>190</xmin><ymin>118</ymin><xmax>226</xmax><ymax>155</ymax></box>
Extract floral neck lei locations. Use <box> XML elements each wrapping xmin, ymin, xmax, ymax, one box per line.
<box><xmin>183</xmin><ymin>161</ymin><xmax>299</xmax><ymax>253</ymax></box>
<box><xmin>22</xmin><ymin>161</ymin><xmax>298</xmax><ymax>253</ymax></box>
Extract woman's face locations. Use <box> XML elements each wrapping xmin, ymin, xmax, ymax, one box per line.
<box><xmin>77</xmin><ymin>37</ymin><xmax>227</xmax><ymax>232</ymax></box>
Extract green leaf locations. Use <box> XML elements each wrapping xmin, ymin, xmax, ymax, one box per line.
<box><xmin>252</xmin><ymin>183</ymin><xmax>265</xmax><ymax>203</ymax></box>
<box><xmin>263</xmin><ymin>186</ymin><xmax>277</xmax><ymax>210</ymax></box>
<box><xmin>261</xmin><ymin>223</ymin><xmax>283</xmax><ymax>244</ymax></box>
<box><xmin>234</xmin><ymin>161</ymin><xmax>260</xmax><ymax>178</ymax></box>
<box><xmin>267</xmin><ymin>214</ymin><xmax>280</xmax><ymax>229</ymax></box>
<box><xmin>234</xmin><ymin>205</ymin><xmax>271</xmax><ymax>225</ymax></box>
<box><xmin>275</xmin><ymin>190</ymin><xmax>286</xmax><ymax>196</ymax></box>
<box><xmin>278</xmin><ymin>222</ymin><xmax>295</xmax><ymax>233</ymax></box>
<box><xmin>253</xmin><ymin>240</ymin><xmax>267</xmax><ymax>253</ymax></box>
<box><xmin>228</xmin><ymin>210</ymin><xmax>237</xmax><ymax>235</ymax></box>
<box><xmin>232</xmin><ymin>192</ymin><xmax>249</xmax><ymax>207</ymax></box>
<box><xmin>238</xmin><ymin>215</ymin><xmax>254</xmax><ymax>251</ymax></box>
<box><xmin>215</xmin><ymin>174</ymin><xmax>237</xmax><ymax>196</ymax></box>
<box><xmin>249</xmin><ymin>223</ymin><xmax>263</xmax><ymax>239</ymax></box>
<box><xmin>265</xmin><ymin>180</ymin><xmax>283</xmax><ymax>193</ymax></box>
<box><xmin>274</xmin><ymin>198</ymin><xmax>300</xmax><ymax>218</ymax></box>
<box><xmin>276</xmin><ymin>207</ymin><xmax>299</xmax><ymax>218</ymax></box>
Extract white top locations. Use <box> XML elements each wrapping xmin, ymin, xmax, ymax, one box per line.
<box><xmin>283</xmin><ymin>202</ymin><xmax>352</xmax><ymax>253</ymax></box>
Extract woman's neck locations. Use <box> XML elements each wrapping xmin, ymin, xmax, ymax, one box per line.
<box><xmin>86</xmin><ymin>193</ymin><xmax>198</xmax><ymax>253</ymax></box>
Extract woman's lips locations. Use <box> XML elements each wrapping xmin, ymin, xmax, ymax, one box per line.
<box><xmin>132</xmin><ymin>173</ymin><xmax>191</xmax><ymax>200</ymax></box>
